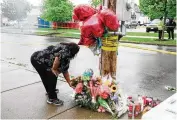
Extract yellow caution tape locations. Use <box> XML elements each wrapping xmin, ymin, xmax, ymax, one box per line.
<box><xmin>102</xmin><ymin>36</ymin><xmax>119</xmax><ymax>47</ymax></box>
<box><xmin>101</xmin><ymin>46</ymin><xmax>117</xmax><ymax>51</ymax></box>
<box><xmin>102</xmin><ymin>36</ymin><xmax>118</xmax><ymax>41</ymax></box>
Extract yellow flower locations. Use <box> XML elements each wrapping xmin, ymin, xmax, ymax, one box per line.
<box><xmin>103</xmin><ymin>80</ymin><xmax>111</xmax><ymax>86</ymax></box>
<box><xmin>110</xmin><ymin>85</ymin><xmax>117</xmax><ymax>93</ymax></box>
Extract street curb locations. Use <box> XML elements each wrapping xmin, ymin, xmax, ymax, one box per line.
<box><xmin>119</xmin><ymin>41</ymin><xmax>176</xmax><ymax>47</ymax></box>
<box><xmin>120</xmin><ymin>44</ymin><xmax>176</xmax><ymax>55</ymax></box>
<box><xmin>2</xmin><ymin>32</ymin><xmax>175</xmax><ymax>47</ymax></box>
<box><xmin>36</xmin><ymin>34</ymin><xmax>80</xmax><ymax>39</ymax></box>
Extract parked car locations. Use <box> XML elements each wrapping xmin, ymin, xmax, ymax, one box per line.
<box><xmin>146</xmin><ymin>19</ymin><xmax>169</xmax><ymax>32</ymax></box>
<box><xmin>125</xmin><ymin>20</ymin><xmax>138</xmax><ymax>29</ymax></box>
<box><xmin>138</xmin><ymin>21</ymin><xmax>146</xmax><ymax>26</ymax></box>
<box><xmin>130</xmin><ymin>20</ymin><xmax>138</xmax><ymax>29</ymax></box>
<box><xmin>146</xmin><ymin>19</ymin><xmax>160</xmax><ymax>32</ymax></box>
<box><xmin>125</xmin><ymin>21</ymin><xmax>131</xmax><ymax>28</ymax></box>
<box><xmin>8</xmin><ymin>21</ymin><xmax>18</xmax><ymax>26</ymax></box>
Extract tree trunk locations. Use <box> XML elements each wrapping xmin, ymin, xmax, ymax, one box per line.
<box><xmin>162</xmin><ymin>0</ymin><xmax>167</xmax><ymax>40</ymax></box>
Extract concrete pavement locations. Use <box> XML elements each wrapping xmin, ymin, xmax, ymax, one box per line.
<box><xmin>1</xmin><ymin>33</ymin><xmax>176</xmax><ymax>119</ymax></box>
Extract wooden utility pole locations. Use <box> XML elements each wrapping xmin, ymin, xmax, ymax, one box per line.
<box><xmin>100</xmin><ymin>0</ymin><xmax>118</xmax><ymax>80</ymax></box>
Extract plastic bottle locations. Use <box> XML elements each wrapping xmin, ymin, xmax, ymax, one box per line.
<box><xmin>138</xmin><ymin>95</ymin><xmax>144</xmax><ymax>112</ymax></box>
<box><xmin>134</xmin><ymin>102</ymin><xmax>141</xmax><ymax>117</ymax></box>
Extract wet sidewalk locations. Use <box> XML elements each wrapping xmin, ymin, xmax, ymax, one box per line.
<box><xmin>1</xmin><ymin>61</ymin><xmax>113</xmax><ymax>119</ymax></box>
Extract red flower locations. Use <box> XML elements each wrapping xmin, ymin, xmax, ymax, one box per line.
<box><xmin>100</xmin><ymin>91</ymin><xmax>109</xmax><ymax>99</ymax></box>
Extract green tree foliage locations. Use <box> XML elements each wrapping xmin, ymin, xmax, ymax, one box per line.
<box><xmin>166</xmin><ymin>0</ymin><xmax>176</xmax><ymax>18</ymax></box>
<box><xmin>41</xmin><ymin>0</ymin><xmax>73</xmax><ymax>22</ymax></box>
<box><xmin>90</xmin><ymin>0</ymin><xmax>102</xmax><ymax>8</ymax></box>
<box><xmin>1</xmin><ymin>0</ymin><xmax>31</xmax><ymax>21</ymax></box>
<box><xmin>139</xmin><ymin>0</ymin><xmax>176</xmax><ymax>19</ymax></box>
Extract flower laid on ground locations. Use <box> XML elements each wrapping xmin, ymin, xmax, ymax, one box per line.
<box><xmin>97</xmin><ymin>106</ymin><xmax>106</xmax><ymax>113</ymax></box>
<box><xmin>70</xmin><ymin>69</ymin><xmax>128</xmax><ymax>118</ymax></box>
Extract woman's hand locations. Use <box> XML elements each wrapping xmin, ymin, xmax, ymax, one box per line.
<box><xmin>52</xmin><ymin>57</ymin><xmax>60</xmax><ymax>77</ymax></box>
<box><xmin>69</xmin><ymin>82</ymin><xmax>75</xmax><ymax>89</ymax></box>
<box><xmin>51</xmin><ymin>69</ymin><xmax>59</xmax><ymax>77</ymax></box>
<box><xmin>63</xmin><ymin>71</ymin><xmax>74</xmax><ymax>89</ymax></box>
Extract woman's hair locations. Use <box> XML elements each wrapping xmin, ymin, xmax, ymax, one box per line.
<box><xmin>60</xmin><ymin>42</ymin><xmax>80</xmax><ymax>59</ymax></box>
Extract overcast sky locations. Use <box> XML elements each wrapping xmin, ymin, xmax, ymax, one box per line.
<box><xmin>27</xmin><ymin>0</ymin><xmax>139</xmax><ymax>6</ymax></box>
<box><xmin>26</xmin><ymin>0</ymin><xmax>90</xmax><ymax>6</ymax></box>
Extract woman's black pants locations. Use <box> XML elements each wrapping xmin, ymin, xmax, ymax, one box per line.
<box><xmin>30</xmin><ymin>56</ymin><xmax>57</xmax><ymax>99</ymax></box>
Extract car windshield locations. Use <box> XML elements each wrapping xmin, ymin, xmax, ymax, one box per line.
<box><xmin>150</xmin><ymin>19</ymin><xmax>160</xmax><ymax>24</ymax></box>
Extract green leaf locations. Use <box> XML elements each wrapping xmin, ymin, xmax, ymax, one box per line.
<box><xmin>139</xmin><ymin>0</ymin><xmax>176</xmax><ymax>19</ymax></box>
<box><xmin>90</xmin><ymin>0</ymin><xmax>102</xmax><ymax>8</ymax></box>
<box><xmin>41</xmin><ymin>0</ymin><xmax>73</xmax><ymax>22</ymax></box>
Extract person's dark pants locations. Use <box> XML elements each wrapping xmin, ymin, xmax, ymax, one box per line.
<box><xmin>30</xmin><ymin>55</ymin><xmax>57</xmax><ymax>99</ymax></box>
<box><xmin>168</xmin><ymin>29</ymin><xmax>174</xmax><ymax>40</ymax></box>
<box><xmin>158</xmin><ymin>30</ymin><xmax>162</xmax><ymax>39</ymax></box>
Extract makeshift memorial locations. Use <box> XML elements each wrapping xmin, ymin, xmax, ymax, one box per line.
<box><xmin>71</xmin><ymin>4</ymin><xmax>161</xmax><ymax>119</ymax></box>
<box><xmin>71</xmin><ymin>69</ymin><xmax>128</xmax><ymax>118</ymax></box>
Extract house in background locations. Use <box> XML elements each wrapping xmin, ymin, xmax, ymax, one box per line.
<box><xmin>102</xmin><ymin>0</ymin><xmax>150</xmax><ymax>27</ymax></box>
<box><xmin>102</xmin><ymin>0</ymin><xmax>132</xmax><ymax>21</ymax></box>
<box><xmin>138</xmin><ymin>13</ymin><xmax>151</xmax><ymax>25</ymax></box>
<box><xmin>129</xmin><ymin>0</ymin><xmax>150</xmax><ymax>25</ymax></box>
<box><xmin>130</xmin><ymin>1</ymin><xmax>140</xmax><ymax>21</ymax></box>
<box><xmin>102</xmin><ymin>0</ymin><xmax>135</xmax><ymax>34</ymax></box>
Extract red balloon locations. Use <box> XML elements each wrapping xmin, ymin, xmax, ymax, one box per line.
<box><xmin>98</xmin><ymin>9</ymin><xmax>120</xmax><ymax>31</ymax></box>
<box><xmin>73</xmin><ymin>5</ymin><xmax>96</xmax><ymax>21</ymax></box>
<box><xmin>78</xmin><ymin>35</ymin><xmax>96</xmax><ymax>46</ymax></box>
<box><xmin>81</xmin><ymin>14</ymin><xmax>104</xmax><ymax>38</ymax></box>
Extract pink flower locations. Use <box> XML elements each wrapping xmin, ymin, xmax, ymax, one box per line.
<box><xmin>75</xmin><ymin>83</ymin><xmax>83</xmax><ymax>94</ymax></box>
<box><xmin>98</xmin><ymin>106</ymin><xmax>106</xmax><ymax>113</ymax></box>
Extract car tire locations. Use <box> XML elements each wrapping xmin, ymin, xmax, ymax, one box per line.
<box><xmin>146</xmin><ymin>29</ymin><xmax>149</xmax><ymax>32</ymax></box>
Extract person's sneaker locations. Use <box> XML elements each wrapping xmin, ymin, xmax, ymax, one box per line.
<box><xmin>47</xmin><ymin>98</ymin><xmax>64</xmax><ymax>106</ymax></box>
<box><xmin>45</xmin><ymin>89</ymin><xmax>59</xmax><ymax>96</ymax></box>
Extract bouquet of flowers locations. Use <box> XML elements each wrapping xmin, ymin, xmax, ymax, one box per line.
<box><xmin>70</xmin><ymin>69</ymin><xmax>128</xmax><ymax>118</ymax></box>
